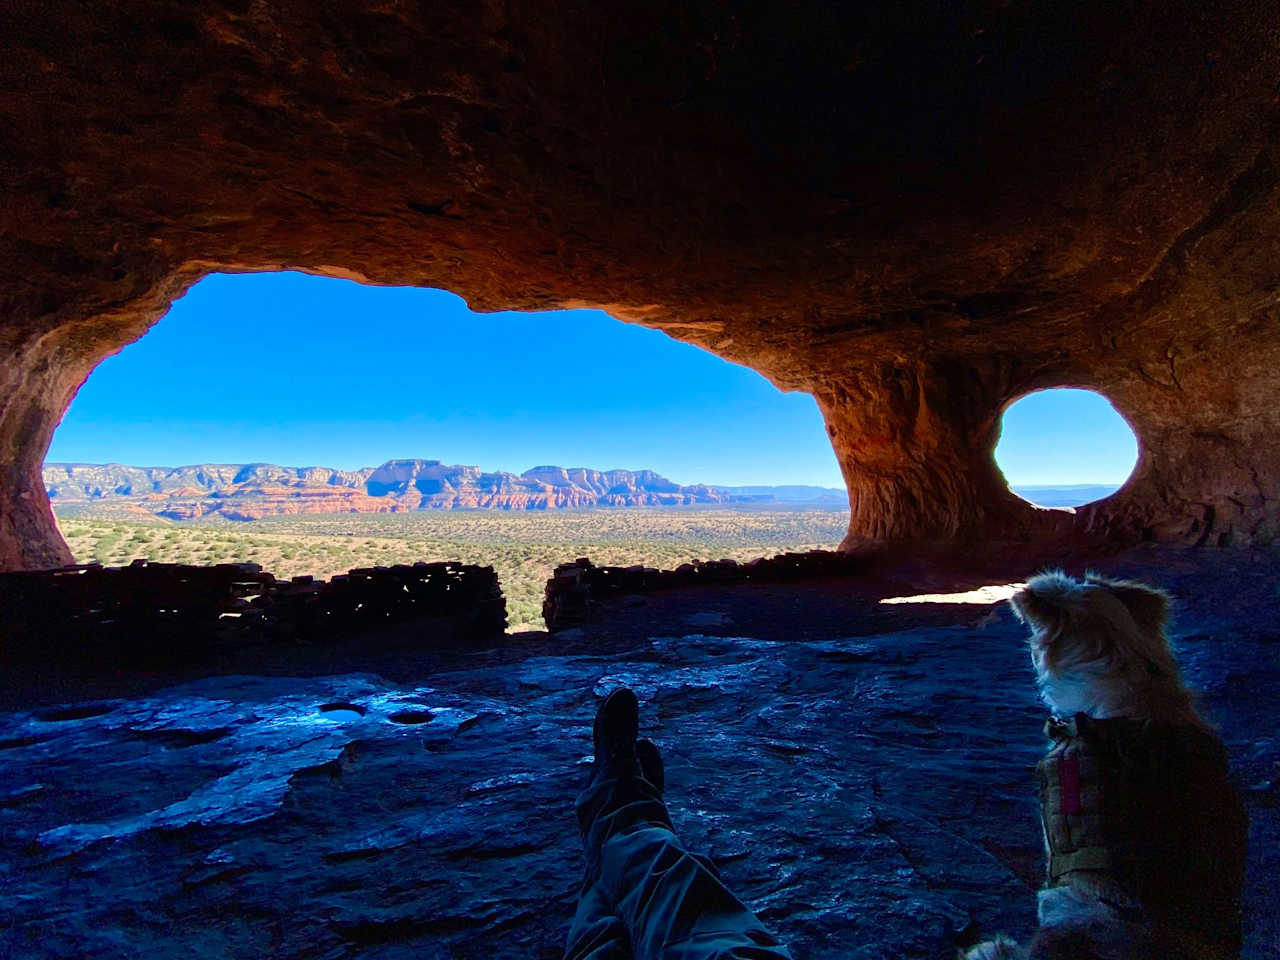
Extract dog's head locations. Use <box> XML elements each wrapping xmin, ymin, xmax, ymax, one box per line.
<box><xmin>1011</xmin><ymin>571</ymin><xmax>1170</xmax><ymax>667</ymax></box>
<box><xmin>1010</xmin><ymin>571</ymin><xmax>1182</xmax><ymax>716</ymax></box>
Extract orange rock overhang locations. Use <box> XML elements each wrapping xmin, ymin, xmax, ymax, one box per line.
<box><xmin>2</xmin><ymin>1</ymin><xmax>1279</xmax><ymax>569</ymax></box>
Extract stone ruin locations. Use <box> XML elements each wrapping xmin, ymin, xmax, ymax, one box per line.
<box><xmin>543</xmin><ymin>552</ymin><xmax>869</xmax><ymax>631</ymax></box>
<box><xmin>0</xmin><ymin>559</ymin><xmax>507</xmax><ymax>668</ymax></box>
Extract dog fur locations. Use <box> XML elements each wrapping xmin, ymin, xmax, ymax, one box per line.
<box><xmin>963</xmin><ymin>571</ymin><xmax>1246</xmax><ymax>960</ymax></box>
<box><xmin>1013</xmin><ymin>571</ymin><xmax>1200</xmax><ymax>726</ymax></box>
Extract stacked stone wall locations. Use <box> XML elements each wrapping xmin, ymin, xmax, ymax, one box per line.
<box><xmin>0</xmin><ymin>559</ymin><xmax>506</xmax><ymax>667</ymax></box>
<box><xmin>543</xmin><ymin>551</ymin><xmax>868</xmax><ymax>631</ymax></box>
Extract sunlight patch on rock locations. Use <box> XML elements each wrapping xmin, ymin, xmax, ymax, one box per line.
<box><xmin>878</xmin><ymin>584</ymin><xmax>1025</xmax><ymax>605</ymax></box>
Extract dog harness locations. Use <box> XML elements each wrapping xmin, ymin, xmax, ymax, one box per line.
<box><xmin>1035</xmin><ymin>712</ymin><xmax>1248</xmax><ymax>955</ymax></box>
<box><xmin>1037</xmin><ymin>713</ymin><xmax>1130</xmax><ymax>884</ymax></box>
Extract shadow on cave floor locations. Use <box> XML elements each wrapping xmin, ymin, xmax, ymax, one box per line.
<box><xmin>0</xmin><ymin>545</ymin><xmax>1276</xmax><ymax>958</ymax></box>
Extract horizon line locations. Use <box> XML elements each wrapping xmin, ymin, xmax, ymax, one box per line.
<box><xmin>42</xmin><ymin>458</ymin><xmax>1128</xmax><ymax>491</ymax></box>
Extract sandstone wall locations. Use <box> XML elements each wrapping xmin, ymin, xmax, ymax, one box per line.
<box><xmin>3</xmin><ymin>1</ymin><xmax>1280</xmax><ymax>569</ymax></box>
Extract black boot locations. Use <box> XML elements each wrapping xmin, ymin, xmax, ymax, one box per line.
<box><xmin>578</xmin><ymin>686</ymin><xmax>672</xmax><ymax>841</ymax></box>
<box><xmin>592</xmin><ymin>687</ymin><xmax>639</xmax><ymax>775</ymax></box>
<box><xmin>591</xmin><ymin>687</ymin><xmax>664</xmax><ymax>791</ymax></box>
<box><xmin>636</xmin><ymin>737</ymin><xmax>664</xmax><ymax>794</ymax></box>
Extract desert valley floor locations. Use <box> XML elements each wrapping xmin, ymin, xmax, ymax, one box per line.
<box><xmin>52</xmin><ymin>507</ymin><xmax>851</xmax><ymax>630</ymax></box>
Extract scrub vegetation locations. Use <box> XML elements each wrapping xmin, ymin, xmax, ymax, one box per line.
<box><xmin>54</xmin><ymin>507</ymin><xmax>849</xmax><ymax>631</ymax></box>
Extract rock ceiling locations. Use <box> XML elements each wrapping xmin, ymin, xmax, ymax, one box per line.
<box><xmin>3</xmin><ymin>1</ymin><xmax>1279</xmax><ymax>569</ymax></box>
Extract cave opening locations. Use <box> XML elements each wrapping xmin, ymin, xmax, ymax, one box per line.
<box><xmin>43</xmin><ymin>270</ymin><xmax>850</xmax><ymax>630</ymax></box>
<box><xmin>994</xmin><ymin>388</ymin><xmax>1140</xmax><ymax>509</ymax></box>
<box><xmin>2</xmin><ymin>6</ymin><xmax>1278</xmax><ymax>955</ymax></box>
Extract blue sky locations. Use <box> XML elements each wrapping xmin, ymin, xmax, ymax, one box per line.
<box><xmin>47</xmin><ymin>272</ymin><xmax>1137</xmax><ymax>487</ymax></box>
<box><xmin>995</xmin><ymin>389</ymin><xmax>1138</xmax><ymax>485</ymax></box>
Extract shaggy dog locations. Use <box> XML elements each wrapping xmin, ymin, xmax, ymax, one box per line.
<box><xmin>965</xmin><ymin>571</ymin><xmax>1247</xmax><ymax>960</ymax></box>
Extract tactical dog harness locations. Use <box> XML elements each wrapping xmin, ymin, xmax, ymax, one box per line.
<box><xmin>1037</xmin><ymin>713</ymin><xmax>1133</xmax><ymax>884</ymax></box>
<box><xmin>1035</xmin><ymin>712</ymin><xmax>1247</xmax><ymax>956</ymax></box>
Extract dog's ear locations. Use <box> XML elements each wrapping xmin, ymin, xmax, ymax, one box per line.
<box><xmin>1084</xmin><ymin>572</ymin><xmax>1170</xmax><ymax>633</ymax></box>
<box><xmin>1010</xmin><ymin>570</ymin><xmax>1079</xmax><ymax>632</ymax></box>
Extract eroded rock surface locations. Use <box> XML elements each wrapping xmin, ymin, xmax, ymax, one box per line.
<box><xmin>3</xmin><ymin>566</ymin><xmax>1276</xmax><ymax>958</ymax></box>
<box><xmin>4</xmin><ymin>3</ymin><xmax>1280</xmax><ymax>568</ymax></box>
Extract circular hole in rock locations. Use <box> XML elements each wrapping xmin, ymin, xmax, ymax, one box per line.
<box><xmin>318</xmin><ymin>702</ymin><xmax>366</xmax><ymax>721</ymax></box>
<box><xmin>995</xmin><ymin>388</ymin><xmax>1139</xmax><ymax>507</ymax></box>
<box><xmin>388</xmin><ymin>709</ymin><xmax>435</xmax><ymax>725</ymax></box>
<box><xmin>35</xmin><ymin>702</ymin><xmax>120</xmax><ymax>722</ymax></box>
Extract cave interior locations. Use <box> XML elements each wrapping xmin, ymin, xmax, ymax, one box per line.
<box><xmin>1</xmin><ymin>2</ymin><xmax>1278</xmax><ymax>957</ymax></box>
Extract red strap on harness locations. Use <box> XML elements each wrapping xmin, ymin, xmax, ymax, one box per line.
<box><xmin>1059</xmin><ymin>753</ymin><xmax>1082</xmax><ymax>815</ymax></box>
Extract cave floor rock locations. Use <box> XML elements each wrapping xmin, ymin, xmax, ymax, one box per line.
<box><xmin>2</xmin><ymin>551</ymin><xmax>1277</xmax><ymax>958</ymax></box>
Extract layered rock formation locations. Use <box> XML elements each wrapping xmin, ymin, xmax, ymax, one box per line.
<box><xmin>4</xmin><ymin>1</ymin><xmax>1280</xmax><ymax>569</ymax></box>
<box><xmin>43</xmin><ymin>463</ymin><xmax>382</xmax><ymax>517</ymax></box>
<box><xmin>364</xmin><ymin>459</ymin><xmax>731</xmax><ymax>509</ymax></box>
<box><xmin>44</xmin><ymin>459</ymin><xmax>740</xmax><ymax>519</ymax></box>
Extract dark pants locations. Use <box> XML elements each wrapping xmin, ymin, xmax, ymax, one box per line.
<box><xmin>564</xmin><ymin>758</ymin><xmax>793</xmax><ymax>960</ymax></box>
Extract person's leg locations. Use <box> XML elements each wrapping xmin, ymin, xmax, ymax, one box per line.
<box><xmin>564</xmin><ymin>693</ymin><xmax>664</xmax><ymax>960</ymax></box>
<box><xmin>599</xmin><ymin>822</ymin><xmax>792</xmax><ymax>960</ymax></box>
<box><xmin>563</xmin><ymin>877</ymin><xmax>632</xmax><ymax>960</ymax></box>
<box><xmin>568</xmin><ymin>688</ymin><xmax>793</xmax><ymax>960</ymax></box>
<box><xmin>563</xmin><ymin>691</ymin><xmax>660</xmax><ymax>960</ymax></box>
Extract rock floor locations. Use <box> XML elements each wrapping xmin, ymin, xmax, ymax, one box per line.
<box><xmin>2</xmin><ymin>553</ymin><xmax>1278</xmax><ymax>958</ymax></box>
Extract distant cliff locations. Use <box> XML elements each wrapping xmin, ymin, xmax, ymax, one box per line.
<box><xmin>714</xmin><ymin>484</ymin><xmax>846</xmax><ymax>504</ymax></box>
<box><xmin>43</xmin><ymin>460</ymin><xmax>752</xmax><ymax>520</ymax></box>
